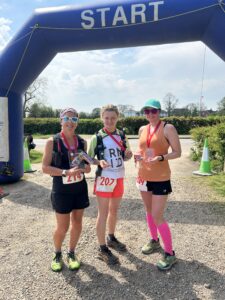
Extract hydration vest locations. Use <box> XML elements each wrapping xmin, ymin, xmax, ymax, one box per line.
<box><xmin>94</xmin><ymin>129</ymin><xmax>127</xmax><ymax>176</ymax></box>
<box><xmin>51</xmin><ymin>133</ymin><xmax>85</xmax><ymax>168</ymax></box>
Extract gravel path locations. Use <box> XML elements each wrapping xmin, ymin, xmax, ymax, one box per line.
<box><xmin>0</xmin><ymin>139</ymin><xmax>225</xmax><ymax>300</ymax></box>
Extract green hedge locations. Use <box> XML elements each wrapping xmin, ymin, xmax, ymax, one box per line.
<box><xmin>190</xmin><ymin>123</ymin><xmax>225</xmax><ymax>172</ymax></box>
<box><xmin>24</xmin><ymin>116</ymin><xmax>225</xmax><ymax>135</ymax></box>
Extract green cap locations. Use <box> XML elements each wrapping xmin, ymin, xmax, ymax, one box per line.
<box><xmin>143</xmin><ymin>99</ymin><xmax>161</xmax><ymax>110</ymax></box>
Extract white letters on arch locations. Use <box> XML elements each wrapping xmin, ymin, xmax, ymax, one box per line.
<box><xmin>81</xmin><ymin>1</ymin><xmax>164</xmax><ymax>29</ymax></box>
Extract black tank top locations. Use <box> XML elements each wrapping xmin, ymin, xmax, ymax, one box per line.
<box><xmin>51</xmin><ymin>133</ymin><xmax>86</xmax><ymax>194</ymax></box>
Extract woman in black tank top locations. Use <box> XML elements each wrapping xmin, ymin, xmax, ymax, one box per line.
<box><xmin>42</xmin><ymin>107</ymin><xmax>91</xmax><ymax>272</ymax></box>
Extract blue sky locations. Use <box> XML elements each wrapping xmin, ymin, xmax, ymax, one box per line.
<box><xmin>1</xmin><ymin>0</ymin><xmax>225</xmax><ymax>112</ymax></box>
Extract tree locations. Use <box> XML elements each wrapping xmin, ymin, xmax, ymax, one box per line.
<box><xmin>90</xmin><ymin>107</ymin><xmax>101</xmax><ymax>118</ymax></box>
<box><xmin>185</xmin><ymin>103</ymin><xmax>199</xmax><ymax>117</ymax></box>
<box><xmin>79</xmin><ymin>111</ymin><xmax>90</xmax><ymax>119</ymax></box>
<box><xmin>117</xmin><ymin>104</ymin><xmax>134</xmax><ymax>115</ymax></box>
<box><xmin>217</xmin><ymin>96</ymin><xmax>225</xmax><ymax>115</ymax></box>
<box><xmin>23</xmin><ymin>77</ymin><xmax>48</xmax><ymax>118</ymax></box>
<box><xmin>163</xmin><ymin>93</ymin><xmax>178</xmax><ymax>117</ymax></box>
<box><xmin>28</xmin><ymin>103</ymin><xmax>58</xmax><ymax>118</ymax></box>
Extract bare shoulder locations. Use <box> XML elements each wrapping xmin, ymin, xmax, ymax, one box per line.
<box><xmin>44</xmin><ymin>137</ymin><xmax>54</xmax><ymax>150</ymax></box>
<box><xmin>46</xmin><ymin>137</ymin><xmax>54</xmax><ymax>144</ymax></box>
<box><xmin>164</xmin><ymin>123</ymin><xmax>175</xmax><ymax>130</ymax></box>
<box><xmin>138</xmin><ymin>125</ymin><xmax>146</xmax><ymax>136</ymax></box>
<box><xmin>164</xmin><ymin>123</ymin><xmax>178</xmax><ymax>138</ymax></box>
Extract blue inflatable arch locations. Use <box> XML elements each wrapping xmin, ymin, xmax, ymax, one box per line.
<box><xmin>0</xmin><ymin>0</ymin><xmax>225</xmax><ymax>183</ymax></box>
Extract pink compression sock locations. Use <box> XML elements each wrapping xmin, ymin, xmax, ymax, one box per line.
<box><xmin>157</xmin><ymin>222</ymin><xmax>173</xmax><ymax>255</ymax></box>
<box><xmin>146</xmin><ymin>213</ymin><xmax>158</xmax><ymax>241</ymax></box>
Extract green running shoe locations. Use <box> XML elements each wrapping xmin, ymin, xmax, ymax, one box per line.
<box><xmin>156</xmin><ymin>251</ymin><xmax>177</xmax><ymax>271</ymax></box>
<box><xmin>141</xmin><ymin>239</ymin><xmax>161</xmax><ymax>254</ymax></box>
<box><xmin>67</xmin><ymin>252</ymin><xmax>80</xmax><ymax>271</ymax></box>
<box><xmin>51</xmin><ymin>252</ymin><xmax>63</xmax><ymax>272</ymax></box>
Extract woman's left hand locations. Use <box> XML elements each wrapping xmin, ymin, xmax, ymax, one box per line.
<box><xmin>148</xmin><ymin>156</ymin><xmax>161</xmax><ymax>164</ymax></box>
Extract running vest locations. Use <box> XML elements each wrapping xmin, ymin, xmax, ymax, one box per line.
<box><xmin>89</xmin><ymin>129</ymin><xmax>127</xmax><ymax>179</ymax></box>
<box><xmin>138</xmin><ymin>122</ymin><xmax>171</xmax><ymax>182</ymax></box>
<box><xmin>50</xmin><ymin>133</ymin><xmax>87</xmax><ymax>193</ymax></box>
<box><xmin>51</xmin><ymin>133</ymin><xmax>85</xmax><ymax>169</ymax></box>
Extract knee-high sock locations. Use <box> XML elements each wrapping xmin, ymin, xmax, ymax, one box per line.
<box><xmin>146</xmin><ymin>213</ymin><xmax>158</xmax><ymax>241</ymax></box>
<box><xmin>157</xmin><ymin>222</ymin><xmax>173</xmax><ymax>255</ymax></box>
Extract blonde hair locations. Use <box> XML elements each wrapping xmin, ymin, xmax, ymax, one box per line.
<box><xmin>101</xmin><ymin>104</ymin><xmax>119</xmax><ymax>118</ymax></box>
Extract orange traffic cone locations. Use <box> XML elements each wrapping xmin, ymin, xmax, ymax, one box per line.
<box><xmin>193</xmin><ymin>138</ymin><xmax>212</xmax><ymax>176</ymax></box>
<box><xmin>24</xmin><ymin>140</ymin><xmax>36</xmax><ymax>173</ymax></box>
<box><xmin>0</xmin><ymin>186</ymin><xmax>9</xmax><ymax>199</ymax></box>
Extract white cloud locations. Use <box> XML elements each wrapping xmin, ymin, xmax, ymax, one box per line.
<box><xmin>38</xmin><ymin>42</ymin><xmax>225</xmax><ymax>112</ymax></box>
<box><xmin>0</xmin><ymin>17</ymin><xmax>12</xmax><ymax>51</ymax></box>
<box><xmin>1</xmin><ymin>10</ymin><xmax>223</xmax><ymax>113</ymax></box>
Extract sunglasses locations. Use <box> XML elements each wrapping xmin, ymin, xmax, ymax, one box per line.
<box><xmin>144</xmin><ymin>108</ymin><xmax>159</xmax><ymax>115</ymax></box>
<box><xmin>62</xmin><ymin>116</ymin><xmax>79</xmax><ymax>123</ymax></box>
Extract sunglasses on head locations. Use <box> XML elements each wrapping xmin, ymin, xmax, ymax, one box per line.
<box><xmin>144</xmin><ymin>108</ymin><xmax>159</xmax><ymax>115</ymax></box>
<box><xmin>62</xmin><ymin>116</ymin><xmax>79</xmax><ymax>123</ymax></box>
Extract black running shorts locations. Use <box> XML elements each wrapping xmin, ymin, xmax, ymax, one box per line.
<box><xmin>146</xmin><ymin>180</ymin><xmax>172</xmax><ymax>195</ymax></box>
<box><xmin>51</xmin><ymin>179</ymin><xmax>90</xmax><ymax>214</ymax></box>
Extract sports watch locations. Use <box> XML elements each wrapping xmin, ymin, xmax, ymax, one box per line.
<box><xmin>62</xmin><ymin>170</ymin><xmax>67</xmax><ymax>177</ymax></box>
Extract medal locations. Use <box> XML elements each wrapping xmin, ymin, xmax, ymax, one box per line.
<box><xmin>61</xmin><ymin>132</ymin><xmax>78</xmax><ymax>168</ymax></box>
<box><xmin>145</xmin><ymin>148</ymin><xmax>155</xmax><ymax>162</ymax></box>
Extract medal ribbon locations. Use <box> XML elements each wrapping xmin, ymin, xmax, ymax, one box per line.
<box><xmin>146</xmin><ymin>121</ymin><xmax>161</xmax><ymax>148</ymax></box>
<box><xmin>103</xmin><ymin>128</ymin><xmax>125</xmax><ymax>151</ymax></box>
<box><xmin>60</xmin><ymin>132</ymin><xmax>78</xmax><ymax>153</ymax></box>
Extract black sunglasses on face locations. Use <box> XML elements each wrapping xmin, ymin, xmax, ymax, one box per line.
<box><xmin>144</xmin><ymin>108</ymin><xmax>159</xmax><ymax>115</ymax></box>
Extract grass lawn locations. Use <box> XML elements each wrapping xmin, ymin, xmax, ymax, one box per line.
<box><xmin>194</xmin><ymin>173</ymin><xmax>225</xmax><ymax>197</ymax></box>
<box><xmin>30</xmin><ymin>150</ymin><xmax>43</xmax><ymax>164</ymax></box>
<box><xmin>205</xmin><ymin>174</ymin><xmax>225</xmax><ymax>197</ymax></box>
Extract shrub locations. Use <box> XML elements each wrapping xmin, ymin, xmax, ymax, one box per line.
<box><xmin>190</xmin><ymin>123</ymin><xmax>225</xmax><ymax>172</ymax></box>
<box><xmin>24</xmin><ymin>116</ymin><xmax>225</xmax><ymax>136</ymax></box>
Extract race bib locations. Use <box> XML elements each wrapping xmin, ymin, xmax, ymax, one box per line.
<box><xmin>136</xmin><ymin>177</ymin><xmax>148</xmax><ymax>192</ymax></box>
<box><xmin>62</xmin><ymin>173</ymin><xmax>84</xmax><ymax>185</ymax></box>
<box><xmin>96</xmin><ymin>176</ymin><xmax>117</xmax><ymax>192</ymax></box>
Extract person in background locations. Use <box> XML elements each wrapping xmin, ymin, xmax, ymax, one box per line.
<box><xmin>88</xmin><ymin>104</ymin><xmax>132</xmax><ymax>265</ymax></box>
<box><xmin>42</xmin><ymin>108</ymin><xmax>91</xmax><ymax>272</ymax></box>
<box><xmin>136</xmin><ymin>99</ymin><xmax>181</xmax><ymax>271</ymax></box>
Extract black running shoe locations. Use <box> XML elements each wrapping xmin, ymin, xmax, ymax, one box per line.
<box><xmin>107</xmin><ymin>236</ymin><xmax>127</xmax><ymax>252</ymax></box>
<box><xmin>97</xmin><ymin>247</ymin><xmax>120</xmax><ymax>265</ymax></box>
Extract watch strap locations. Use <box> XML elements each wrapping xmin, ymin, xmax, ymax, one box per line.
<box><xmin>62</xmin><ymin>170</ymin><xmax>67</xmax><ymax>177</ymax></box>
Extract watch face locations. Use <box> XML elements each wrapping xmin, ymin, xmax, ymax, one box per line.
<box><xmin>62</xmin><ymin>170</ymin><xmax>66</xmax><ymax>177</ymax></box>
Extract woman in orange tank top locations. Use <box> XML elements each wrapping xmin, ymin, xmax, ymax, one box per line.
<box><xmin>135</xmin><ymin>99</ymin><xmax>181</xmax><ymax>271</ymax></box>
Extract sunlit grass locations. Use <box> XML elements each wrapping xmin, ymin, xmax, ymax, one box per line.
<box><xmin>30</xmin><ymin>150</ymin><xmax>43</xmax><ymax>164</ymax></box>
<box><xmin>205</xmin><ymin>174</ymin><xmax>225</xmax><ymax>197</ymax></box>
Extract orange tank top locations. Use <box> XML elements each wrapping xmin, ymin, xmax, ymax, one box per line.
<box><xmin>138</xmin><ymin>122</ymin><xmax>171</xmax><ymax>182</ymax></box>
